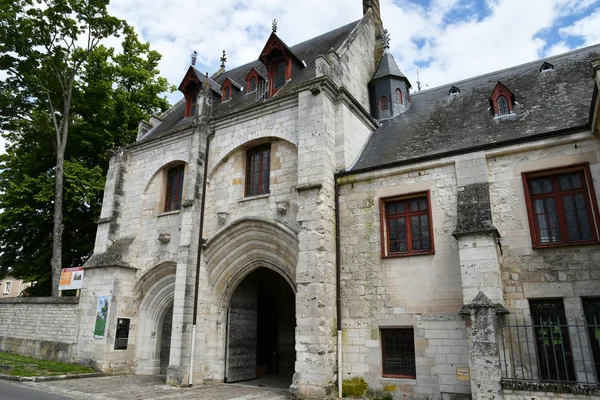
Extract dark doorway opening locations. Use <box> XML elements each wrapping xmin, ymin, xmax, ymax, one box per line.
<box><xmin>226</xmin><ymin>268</ymin><xmax>295</xmax><ymax>388</ymax></box>
<box><xmin>159</xmin><ymin>306</ymin><xmax>173</xmax><ymax>375</ymax></box>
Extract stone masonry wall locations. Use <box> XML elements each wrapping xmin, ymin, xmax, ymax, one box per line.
<box><xmin>338</xmin><ymin>161</ymin><xmax>471</xmax><ymax>399</ymax></box>
<box><xmin>0</xmin><ymin>298</ymin><xmax>80</xmax><ymax>362</ymax></box>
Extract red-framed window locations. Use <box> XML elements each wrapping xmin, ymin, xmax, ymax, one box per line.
<box><xmin>245</xmin><ymin>144</ymin><xmax>271</xmax><ymax>197</ymax></box>
<box><xmin>523</xmin><ymin>163</ymin><xmax>600</xmax><ymax>248</ymax></box>
<box><xmin>395</xmin><ymin>88</ymin><xmax>403</xmax><ymax>104</ymax></box>
<box><xmin>164</xmin><ymin>164</ymin><xmax>185</xmax><ymax>212</ymax></box>
<box><xmin>380</xmin><ymin>192</ymin><xmax>434</xmax><ymax>257</ymax></box>
<box><xmin>222</xmin><ymin>80</ymin><xmax>233</xmax><ymax>102</ymax></box>
<box><xmin>381</xmin><ymin>328</ymin><xmax>416</xmax><ymax>379</ymax></box>
<box><xmin>248</xmin><ymin>76</ymin><xmax>257</xmax><ymax>92</ymax></box>
<box><xmin>380</xmin><ymin>95</ymin><xmax>389</xmax><ymax>111</ymax></box>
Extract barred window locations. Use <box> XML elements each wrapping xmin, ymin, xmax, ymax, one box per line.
<box><xmin>381</xmin><ymin>328</ymin><xmax>416</xmax><ymax>378</ymax></box>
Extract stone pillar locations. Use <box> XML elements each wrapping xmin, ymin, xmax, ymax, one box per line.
<box><xmin>166</xmin><ymin>87</ymin><xmax>212</xmax><ymax>385</ymax></box>
<box><xmin>453</xmin><ymin>175</ymin><xmax>504</xmax><ymax>305</ymax></box>
<box><xmin>461</xmin><ymin>292</ymin><xmax>505</xmax><ymax>400</ymax></box>
<box><xmin>292</xmin><ymin>87</ymin><xmax>338</xmax><ymax>399</ymax></box>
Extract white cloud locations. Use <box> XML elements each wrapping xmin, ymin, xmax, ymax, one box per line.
<box><xmin>559</xmin><ymin>7</ymin><xmax>600</xmax><ymax>46</ymax></box>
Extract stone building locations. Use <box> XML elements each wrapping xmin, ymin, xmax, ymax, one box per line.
<box><xmin>66</xmin><ymin>1</ymin><xmax>600</xmax><ymax>399</ymax></box>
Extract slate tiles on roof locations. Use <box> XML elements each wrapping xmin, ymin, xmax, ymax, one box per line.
<box><xmin>371</xmin><ymin>50</ymin><xmax>408</xmax><ymax>82</ymax></box>
<box><xmin>353</xmin><ymin>44</ymin><xmax>600</xmax><ymax>171</ymax></box>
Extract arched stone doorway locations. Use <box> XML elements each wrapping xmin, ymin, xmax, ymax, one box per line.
<box><xmin>135</xmin><ymin>272</ymin><xmax>175</xmax><ymax>375</ymax></box>
<box><xmin>225</xmin><ymin>267</ymin><xmax>296</xmax><ymax>386</ymax></box>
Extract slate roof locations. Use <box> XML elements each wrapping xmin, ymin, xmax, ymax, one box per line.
<box><xmin>140</xmin><ymin>19</ymin><xmax>361</xmax><ymax>142</ymax></box>
<box><xmin>371</xmin><ymin>49</ymin><xmax>409</xmax><ymax>83</ymax></box>
<box><xmin>353</xmin><ymin>44</ymin><xmax>600</xmax><ymax>171</ymax></box>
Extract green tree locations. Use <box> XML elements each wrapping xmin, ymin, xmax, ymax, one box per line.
<box><xmin>0</xmin><ymin>4</ymin><xmax>172</xmax><ymax>295</ymax></box>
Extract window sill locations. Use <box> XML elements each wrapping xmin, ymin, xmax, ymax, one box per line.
<box><xmin>532</xmin><ymin>239</ymin><xmax>600</xmax><ymax>249</ymax></box>
<box><xmin>238</xmin><ymin>193</ymin><xmax>269</xmax><ymax>203</ymax></box>
<box><xmin>381</xmin><ymin>375</ymin><xmax>416</xmax><ymax>381</ymax></box>
<box><xmin>158</xmin><ymin>210</ymin><xmax>181</xmax><ymax>217</ymax></box>
<box><xmin>382</xmin><ymin>250</ymin><xmax>435</xmax><ymax>259</ymax></box>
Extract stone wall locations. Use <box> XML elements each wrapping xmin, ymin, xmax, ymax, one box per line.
<box><xmin>0</xmin><ymin>297</ymin><xmax>80</xmax><ymax>362</ymax></box>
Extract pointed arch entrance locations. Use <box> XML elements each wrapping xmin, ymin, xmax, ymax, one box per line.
<box><xmin>225</xmin><ymin>267</ymin><xmax>296</xmax><ymax>384</ymax></box>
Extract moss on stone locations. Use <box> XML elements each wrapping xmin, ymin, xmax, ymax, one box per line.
<box><xmin>383</xmin><ymin>384</ymin><xmax>397</xmax><ymax>392</ymax></box>
<box><xmin>342</xmin><ymin>377</ymin><xmax>368</xmax><ymax>397</ymax></box>
<box><xmin>370</xmin><ymin>328</ymin><xmax>379</xmax><ymax>340</ymax></box>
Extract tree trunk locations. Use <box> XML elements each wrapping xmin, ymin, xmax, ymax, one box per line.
<box><xmin>51</xmin><ymin>147</ymin><xmax>64</xmax><ymax>297</ymax></box>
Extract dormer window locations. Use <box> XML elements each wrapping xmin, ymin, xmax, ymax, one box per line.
<box><xmin>222</xmin><ymin>80</ymin><xmax>233</xmax><ymax>102</ymax></box>
<box><xmin>489</xmin><ymin>81</ymin><xmax>515</xmax><ymax>117</ymax></box>
<box><xmin>380</xmin><ymin>95</ymin><xmax>389</xmax><ymax>111</ymax></box>
<box><xmin>259</xmin><ymin>33</ymin><xmax>303</xmax><ymax>98</ymax></box>
<box><xmin>269</xmin><ymin>53</ymin><xmax>288</xmax><ymax>95</ymax></box>
<box><xmin>245</xmin><ymin>68</ymin><xmax>264</xmax><ymax>93</ymax></box>
<box><xmin>249</xmin><ymin>77</ymin><xmax>257</xmax><ymax>92</ymax></box>
<box><xmin>449</xmin><ymin>86</ymin><xmax>460</xmax><ymax>96</ymax></box>
<box><xmin>178</xmin><ymin>67</ymin><xmax>203</xmax><ymax>118</ymax></box>
<box><xmin>395</xmin><ymin>88</ymin><xmax>403</xmax><ymax>104</ymax></box>
<box><xmin>540</xmin><ymin>62</ymin><xmax>554</xmax><ymax>72</ymax></box>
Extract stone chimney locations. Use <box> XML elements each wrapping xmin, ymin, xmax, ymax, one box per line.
<box><xmin>363</xmin><ymin>0</ymin><xmax>385</xmax><ymax>65</ymax></box>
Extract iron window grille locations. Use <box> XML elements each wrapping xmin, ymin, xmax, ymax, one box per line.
<box><xmin>164</xmin><ymin>164</ymin><xmax>185</xmax><ymax>212</ymax></box>
<box><xmin>380</xmin><ymin>192</ymin><xmax>434</xmax><ymax>257</ymax></box>
<box><xmin>246</xmin><ymin>144</ymin><xmax>271</xmax><ymax>197</ymax></box>
<box><xmin>522</xmin><ymin>163</ymin><xmax>600</xmax><ymax>248</ymax></box>
<box><xmin>381</xmin><ymin>328</ymin><xmax>416</xmax><ymax>378</ymax></box>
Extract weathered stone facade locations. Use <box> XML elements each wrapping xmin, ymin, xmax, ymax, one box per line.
<box><xmin>8</xmin><ymin>2</ymin><xmax>593</xmax><ymax>399</ymax></box>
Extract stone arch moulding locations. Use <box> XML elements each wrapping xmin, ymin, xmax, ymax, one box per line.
<box><xmin>142</xmin><ymin>159</ymin><xmax>187</xmax><ymax>197</ymax></box>
<box><xmin>203</xmin><ymin>216</ymin><xmax>299</xmax><ymax>310</ymax></box>
<box><xmin>135</xmin><ymin>261</ymin><xmax>177</xmax><ymax>300</ymax></box>
<box><xmin>208</xmin><ymin>136</ymin><xmax>297</xmax><ymax>180</ymax></box>
<box><xmin>135</xmin><ymin>273</ymin><xmax>175</xmax><ymax>375</ymax></box>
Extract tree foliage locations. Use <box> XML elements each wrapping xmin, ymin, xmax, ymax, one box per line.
<box><xmin>0</xmin><ymin>2</ymin><xmax>173</xmax><ymax>295</ymax></box>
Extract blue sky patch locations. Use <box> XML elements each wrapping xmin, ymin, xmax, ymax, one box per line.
<box><xmin>441</xmin><ymin>0</ymin><xmax>492</xmax><ymax>26</ymax></box>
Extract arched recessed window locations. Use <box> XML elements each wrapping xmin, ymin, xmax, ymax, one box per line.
<box><xmin>380</xmin><ymin>95</ymin><xmax>389</xmax><ymax>111</ymax></box>
<box><xmin>165</xmin><ymin>164</ymin><xmax>185</xmax><ymax>212</ymax></box>
<box><xmin>246</xmin><ymin>144</ymin><xmax>271</xmax><ymax>197</ymax></box>
<box><xmin>497</xmin><ymin>95</ymin><xmax>509</xmax><ymax>116</ymax></box>
<box><xmin>395</xmin><ymin>88</ymin><xmax>403</xmax><ymax>104</ymax></box>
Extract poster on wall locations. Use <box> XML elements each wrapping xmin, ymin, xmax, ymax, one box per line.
<box><xmin>59</xmin><ymin>267</ymin><xmax>84</xmax><ymax>291</ymax></box>
<box><xmin>94</xmin><ymin>296</ymin><xmax>110</xmax><ymax>338</ymax></box>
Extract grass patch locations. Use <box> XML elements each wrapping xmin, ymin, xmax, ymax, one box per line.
<box><xmin>0</xmin><ymin>352</ymin><xmax>96</xmax><ymax>377</ymax></box>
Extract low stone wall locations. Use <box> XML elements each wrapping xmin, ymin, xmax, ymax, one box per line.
<box><xmin>0</xmin><ymin>297</ymin><xmax>80</xmax><ymax>362</ymax></box>
<box><xmin>501</xmin><ymin>380</ymin><xmax>600</xmax><ymax>399</ymax></box>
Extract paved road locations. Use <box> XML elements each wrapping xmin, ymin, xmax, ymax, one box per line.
<box><xmin>0</xmin><ymin>375</ymin><xmax>294</xmax><ymax>400</ymax></box>
<box><xmin>0</xmin><ymin>380</ymin><xmax>73</xmax><ymax>400</ymax></box>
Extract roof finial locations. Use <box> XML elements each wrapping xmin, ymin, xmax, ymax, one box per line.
<box><xmin>220</xmin><ymin>50</ymin><xmax>227</xmax><ymax>69</ymax></box>
<box><xmin>383</xmin><ymin>29</ymin><xmax>390</xmax><ymax>49</ymax></box>
<box><xmin>272</xmin><ymin>19</ymin><xmax>278</xmax><ymax>33</ymax></box>
<box><xmin>190</xmin><ymin>50</ymin><xmax>198</xmax><ymax>66</ymax></box>
<box><xmin>416</xmin><ymin>69</ymin><xmax>422</xmax><ymax>92</ymax></box>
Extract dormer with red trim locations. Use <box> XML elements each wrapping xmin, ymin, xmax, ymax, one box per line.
<box><xmin>245</xmin><ymin>68</ymin><xmax>266</xmax><ymax>94</ymax></box>
<box><xmin>489</xmin><ymin>81</ymin><xmax>515</xmax><ymax>117</ymax></box>
<box><xmin>178</xmin><ymin>66</ymin><xmax>203</xmax><ymax>118</ymax></box>
<box><xmin>220</xmin><ymin>77</ymin><xmax>243</xmax><ymax>103</ymax></box>
<box><xmin>258</xmin><ymin>32</ymin><xmax>304</xmax><ymax>97</ymax></box>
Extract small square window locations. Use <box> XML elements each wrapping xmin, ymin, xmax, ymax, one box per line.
<box><xmin>381</xmin><ymin>328</ymin><xmax>416</xmax><ymax>378</ymax></box>
<box><xmin>245</xmin><ymin>144</ymin><xmax>271</xmax><ymax>197</ymax></box>
<box><xmin>523</xmin><ymin>163</ymin><xmax>600</xmax><ymax>248</ymax></box>
<box><xmin>164</xmin><ymin>164</ymin><xmax>185</xmax><ymax>212</ymax></box>
<box><xmin>380</xmin><ymin>192</ymin><xmax>434</xmax><ymax>257</ymax></box>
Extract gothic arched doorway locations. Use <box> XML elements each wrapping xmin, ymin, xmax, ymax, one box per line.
<box><xmin>225</xmin><ymin>267</ymin><xmax>296</xmax><ymax>386</ymax></box>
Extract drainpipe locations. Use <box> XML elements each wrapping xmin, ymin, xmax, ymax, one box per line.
<box><xmin>188</xmin><ymin>130</ymin><xmax>213</xmax><ymax>386</ymax></box>
<box><xmin>334</xmin><ymin>175</ymin><xmax>343</xmax><ymax>398</ymax></box>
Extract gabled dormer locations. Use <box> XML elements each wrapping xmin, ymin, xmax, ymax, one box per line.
<box><xmin>221</xmin><ymin>77</ymin><xmax>243</xmax><ymax>102</ymax></box>
<box><xmin>368</xmin><ymin>31</ymin><xmax>412</xmax><ymax>120</ymax></box>
<box><xmin>489</xmin><ymin>81</ymin><xmax>515</xmax><ymax>117</ymax></box>
<box><xmin>178</xmin><ymin>66</ymin><xmax>222</xmax><ymax>117</ymax></box>
<box><xmin>178</xmin><ymin>67</ymin><xmax>203</xmax><ymax>118</ymax></box>
<box><xmin>245</xmin><ymin>67</ymin><xmax>266</xmax><ymax>94</ymax></box>
<box><xmin>258</xmin><ymin>31</ymin><xmax>304</xmax><ymax>97</ymax></box>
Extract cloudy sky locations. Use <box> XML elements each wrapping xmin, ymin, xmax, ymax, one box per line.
<box><xmin>1</xmin><ymin>0</ymin><xmax>600</xmax><ymax>154</ymax></box>
<box><xmin>106</xmin><ymin>0</ymin><xmax>600</xmax><ymax>104</ymax></box>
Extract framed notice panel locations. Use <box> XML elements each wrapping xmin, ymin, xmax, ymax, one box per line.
<box><xmin>59</xmin><ymin>267</ymin><xmax>84</xmax><ymax>291</ymax></box>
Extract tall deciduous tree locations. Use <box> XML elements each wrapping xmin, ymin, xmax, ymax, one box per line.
<box><xmin>0</xmin><ymin>2</ymin><xmax>172</xmax><ymax>295</ymax></box>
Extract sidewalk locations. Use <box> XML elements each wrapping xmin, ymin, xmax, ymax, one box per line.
<box><xmin>18</xmin><ymin>375</ymin><xmax>295</xmax><ymax>400</ymax></box>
